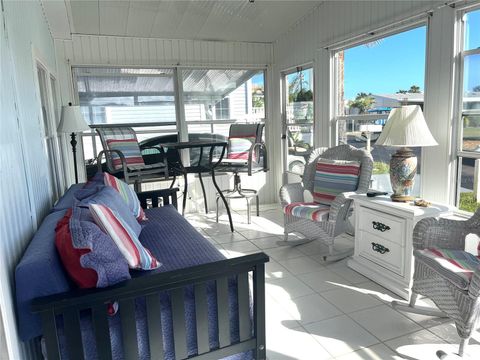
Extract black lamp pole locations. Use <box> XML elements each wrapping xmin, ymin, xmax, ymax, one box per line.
<box><xmin>70</xmin><ymin>131</ymin><xmax>79</xmax><ymax>184</ymax></box>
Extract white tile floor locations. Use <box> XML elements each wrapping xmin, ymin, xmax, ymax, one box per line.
<box><xmin>185</xmin><ymin>204</ymin><xmax>480</xmax><ymax>360</ymax></box>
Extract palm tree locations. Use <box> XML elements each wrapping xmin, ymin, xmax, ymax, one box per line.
<box><xmin>348</xmin><ymin>92</ymin><xmax>375</xmax><ymax>113</ymax></box>
<box><xmin>409</xmin><ymin>85</ymin><xmax>421</xmax><ymax>93</ymax></box>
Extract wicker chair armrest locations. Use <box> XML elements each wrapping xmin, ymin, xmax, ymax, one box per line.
<box><xmin>412</xmin><ymin>217</ymin><xmax>470</xmax><ymax>251</ymax></box>
<box><xmin>279</xmin><ymin>183</ymin><xmax>305</xmax><ymax>206</ymax></box>
<box><xmin>468</xmin><ymin>268</ymin><xmax>480</xmax><ymax>298</ymax></box>
<box><xmin>328</xmin><ymin>191</ymin><xmax>359</xmax><ymax>223</ymax></box>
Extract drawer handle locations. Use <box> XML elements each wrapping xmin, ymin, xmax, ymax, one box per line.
<box><xmin>371</xmin><ymin>242</ymin><xmax>390</xmax><ymax>254</ymax></box>
<box><xmin>372</xmin><ymin>221</ymin><xmax>390</xmax><ymax>232</ymax></box>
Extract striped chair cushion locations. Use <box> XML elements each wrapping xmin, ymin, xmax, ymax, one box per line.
<box><xmin>313</xmin><ymin>159</ymin><xmax>361</xmax><ymax>206</ymax></box>
<box><xmin>414</xmin><ymin>248</ymin><xmax>480</xmax><ymax>290</ymax></box>
<box><xmin>90</xmin><ymin>204</ymin><xmax>160</xmax><ymax>270</ymax></box>
<box><xmin>227</xmin><ymin>135</ymin><xmax>256</xmax><ymax>161</ymax></box>
<box><xmin>283</xmin><ymin>202</ymin><xmax>330</xmax><ymax>222</ymax></box>
<box><xmin>106</xmin><ymin>138</ymin><xmax>145</xmax><ymax>171</ymax></box>
<box><xmin>103</xmin><ymin>172</ymin><xmax>146</xmax><ymax>221</ymax></box>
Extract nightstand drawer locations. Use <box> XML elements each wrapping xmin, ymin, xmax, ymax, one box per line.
<box><xmin>358</xmin><ymin>231</ymin><xmax>404</xmax><ymax>276</ymax></box>
<box><xmin>358</xmin><ymin>207</ymin><xmax>405</xmax><ymax>246</ymax></box>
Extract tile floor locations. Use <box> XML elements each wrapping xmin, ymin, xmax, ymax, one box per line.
<box><xmin>185</xmin><ymin>204</ymin><xmax>480</xmax><ymax>360</ymax></box>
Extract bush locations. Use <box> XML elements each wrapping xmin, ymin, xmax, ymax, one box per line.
<box><xmin>459</xmin><ymin>192</ymin><xmax>480</xmax><ymax>213</ymax></box>
<box><xmin>373</xmin><ymin>162</ymin><xmax>390</xmax><ymax>175</ymax></box>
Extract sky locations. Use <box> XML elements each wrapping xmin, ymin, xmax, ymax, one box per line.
<box><xmin>344</xmin><ymin>26</ymin><xmax>427</xmax><ymax>101</ymax></box>
<box><xmin>344</xmin><ymin>8</ymin><xmax>480</xmax><ymax>101</ymax></box>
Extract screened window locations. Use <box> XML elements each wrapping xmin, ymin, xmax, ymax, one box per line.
<box><xmin>335</xmin><ymin>26</ymin><xmax>427</xmax><ymax>193</ymax></box>
<box><xmin>456</xmin><ymin>8</ymin><xmax>480</xmax><ymax>212</ymax></box>
<box><xmin>73</xmin><ymin>67</ymin><xmax>176</xmax><ymax>125</ymax></box>
<box><xmin>283</xmin><ymin>67</ymin><xmax>314</xmax><ymax>175</ymax></box>
<box><xmin>182</xmin><ymin>69</ymin><xmax>265</xmax><ymax>136</ymax></box>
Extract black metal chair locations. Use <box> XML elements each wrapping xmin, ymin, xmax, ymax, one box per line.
<box><xmin>215</xmin><ymin>123</ymin><xmax>268</xmax><ymax>224</ymax></box>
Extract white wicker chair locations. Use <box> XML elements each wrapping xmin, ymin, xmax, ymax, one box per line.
<box><xmin>279</xmin><ymin>144</ymin><xmax>373</xmax><ymax>261</ymax></box>
<box><xmin>393</xmin><ymin>210</ymin><xmax>480</xmax><ymax>358</ymax></box>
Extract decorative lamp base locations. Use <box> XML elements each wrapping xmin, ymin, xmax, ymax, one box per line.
<box><xmin>389</xmin><ymin>148</ymin><xmax>417</xmax><ymax>202</ymax></box>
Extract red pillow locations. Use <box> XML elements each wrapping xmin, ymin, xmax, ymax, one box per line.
<box><xmin>55</xmin><ymin>209</ymin><xmax>98</xmax><ymax>288</ymax></box>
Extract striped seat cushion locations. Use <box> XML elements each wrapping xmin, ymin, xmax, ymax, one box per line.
<box><xmin>313</xmin><ymin>159</ymin><xmax>361</xmax><ymax>205</ymax></box>
<box><xmin>90</xmin><ymin>204</ymin><xmax>160</xmax><ymax>270</ymax></box>
<box><xmin>414</xmin><ymin>248</ymin><xmax>480</xmax><ymax>290</ymax></box>
<box><xmin>227</xmin><ymin>135</ymin><xmax>256</xmax><ymax>161</ymax></box>
<box><xmin>106</xmin><ymin>138</ymin><xmax>145</xmax><ymax>171</ymax></box>
<box><xmin>283</xmin><ymin>202</ymin><xmax>330</xmax><ymax>222</ymax></box>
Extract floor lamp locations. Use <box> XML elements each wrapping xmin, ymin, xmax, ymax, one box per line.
<box><xmin>57</xmin><ymin>103</ymin><xmax>90</xmax><ymax>184</ymax></box>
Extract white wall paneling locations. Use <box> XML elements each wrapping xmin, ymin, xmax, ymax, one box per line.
<box><xmin>1</xmin><ymin>1</ymin><xmax>59</xmax><ymax>358</ymax></box>
<box><xmin>421</xmin><ymin>6</ymin><xmax>457</xmax><ymax>203</ymax></box>
<box><xmin>55</xmin><ymin>35</ymin><xmax>277</xmax><ymax>205</ymax></box>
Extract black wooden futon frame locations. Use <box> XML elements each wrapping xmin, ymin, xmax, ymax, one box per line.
<box><xmin>32</xmin><ymin>188</ymin><xmax>268</xmax><ymax>360</ymax></box>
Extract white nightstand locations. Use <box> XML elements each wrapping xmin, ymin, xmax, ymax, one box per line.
<box><xmin>347</xmin><ymin>195</ymin><xmax>453</xmax><ymax>299</ymax></box>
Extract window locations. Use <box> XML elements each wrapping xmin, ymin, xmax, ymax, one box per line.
<box><xmin>456</xmin><ymin>8</ymin><xmax>480</xmax><ymax>212</ymax></box>
<box><xmin>282</xmin><ymin>67</ymin><xmax>314</xmax><ymax>175</ymax></box>
<box><xmin>73</xmin><ymin>67</ymin><xmax>266</xmax><ymax>164</ymax></box>
<box><xmin>73</xmin><ymin>67</ymin><xmax>178</xmax><ymax>162</ymax></box>
<box><xmin>182</xmin><ymin>68</ymin><xmax>265</xmax><ymax>137</ymax></box>
<box><xmin>37</xmin><ymin>64</ymin><xmax>63</xmax><ymax>201</ymax></box>
<box><xmin>74</xmin><ymin>67</ymin><xmax>176</xmax><ymax>126</ymax></box>
<box><xmin>335</xmin><ymin>26</ymin><xmax>427</xmax><ymax>193</ymax></box>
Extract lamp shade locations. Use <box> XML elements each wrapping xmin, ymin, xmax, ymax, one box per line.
<box><xmin>57</xmin><ymin>105</ymin><xmax>90</xmax><ymax>133</ymax></box>
<box><xmin>376</xmin><ymin>105</ymin><xmax>438</xmax><ymax>147</ymax></box>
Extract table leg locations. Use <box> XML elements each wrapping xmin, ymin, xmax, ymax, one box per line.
<box><xmin>198</xmin><ymin>172</ymin><xmax>208</xmax><ymax>214</ymax></box>
<box><xmin>182</xmin><ymin>172</ymin><xmax>188</xmax><ymax>216</ymax></box>
<box><xmin>211</xmin><ymin>169</ymin><xmax>234</xmax><ymax>232</ymax></box>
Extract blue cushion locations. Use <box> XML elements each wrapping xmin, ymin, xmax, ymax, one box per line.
<box><xmin>15</xmin><ymin>210</ymin><xmax>72</xmax><ymax>341</ymax></box>
<box><xmin>138</xmin><ymin>206</ymin><xmax>225</xmax><ymax>274</ymax></box>
<box><xmin>75</xmin><ymin>185</ymin><xmax>142</xmax><ymax>237</ymax></box>
<box><xmin>51</xmin><ymin>183</ymin><xmax>85</xmax><ymax>212</ymax></box>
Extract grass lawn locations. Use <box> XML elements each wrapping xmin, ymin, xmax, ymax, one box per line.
<box><xmin>459</xmin><ymin>192</ymin><xmax>480</xmax><ymax>213</ymax></box>
<box><xmin>463</xmin><ymin>127</ymin><xmax>480</xmax><ymax>139</ymax></box>
<box><xmin>373</xmin><ymin>161</ymin><xmax>389</xmax><ymax>175</ymax></box>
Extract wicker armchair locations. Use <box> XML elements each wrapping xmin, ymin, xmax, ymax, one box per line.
<box><xmin>279</xmin><ymin>144</ymin><xmax>373</xmax><ymax>261</ymax></box>
<box><xmin>393</xmin><ymin>209</ymin><xmax>480</xmax><ymax>358</ymax></box>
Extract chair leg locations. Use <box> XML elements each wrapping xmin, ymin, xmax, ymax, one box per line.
<box><xmin>198</xmin><ymin>172</ymin><xmax>208</xmax><ymax>214</ymax></box>
<box><xmin>459</xmin><ymin>337</ymin><xmax>470</xmax><ymax>357</ymax></box>
<box><xmin>436</xmin><ymin>337</ymin><xmax>469</xmax><ymax>359</ymax></box>
<box><xmin>392</xmin><ymin>291</ymin><xmax>448</xmax><ymax>317</ymax></box>
<box><xmin>216</xmin><ymin>196</ymin><xmax>220</xmax><ymax>223</ymax></box>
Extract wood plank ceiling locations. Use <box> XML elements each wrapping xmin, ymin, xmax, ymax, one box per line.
<box><xmin>45</xmin><ymin>0</ymin><xmax>323</xmax><ymax>43</ymax></box>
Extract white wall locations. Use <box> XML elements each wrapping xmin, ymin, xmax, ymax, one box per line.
<box><xmin>272</xmin><ymin>0</ymin><xmax>469</xmax><ymax>205</ymax></box>
<box><xmin>55</xmin><ymin>35</ymin><xmax>277</xmax><ymax>206</ymax></box>
<box><xmin>0</xmin><ymin>1</ymin><xmax>58</xmax><ymax>358</ymax></box>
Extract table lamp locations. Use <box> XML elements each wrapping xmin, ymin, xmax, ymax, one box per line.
<box><xmin>375</xmin><ymin>105</ymin><xmax>437</xmax><ymax>202</ymax></box>
<box><xmin>57</xmin><ymin>103</ymin><xmax>90</xmax><ymax>183</ymax></box>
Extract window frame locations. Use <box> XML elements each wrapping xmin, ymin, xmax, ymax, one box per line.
<box><xmin>34</xmin><ymin>57</ymin><xmax>64</xmax><ymax>202</ymax></box>
<box><xmin>71</xmin><ymin>64</ymin><xmax>267</xmax><ymax>160</ymax></box>
<box><xmin>453</xmin><ymin>5</ymin><xmax>480</xmax><ymax>212</ymax></box>
<box><xmin>280</xmin><ymin>64</ymin><xmax>315</xmax><ymax>179</ymax></box>
<box><xmin>331</xmin><ymin>21</ymin><xmax>428</xmax><ymax>145</ymax></box>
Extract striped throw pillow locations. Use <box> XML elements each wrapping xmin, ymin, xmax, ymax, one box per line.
<box><xmin>103</xmin><ymin>172</ymin><xmax>147</xmax><ymax>221</ymax></box>
<box><xmin>106</xmin><ymin>138</ymin><xmax>145</xmax><ymax>171</ymax></box>
<box><xmin>227</xmin><ymin>135</ymin><xmax>256</xmax><ymax>161</ymax></box>
<box><xmin>89</xmin><ymin>204</ymin><xmax>160</xmax><ymax>270</ymax></box>
<box><xmin>313</xmin><ymin>159</ymin><xmax>361</xmax><ymax>206</ymax></box>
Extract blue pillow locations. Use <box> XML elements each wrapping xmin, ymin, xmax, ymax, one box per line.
<box><xmin>51</xmin><ymin>183</ymin><xmax>85</xmax><ymax>212</ymax></box>
<box><xmin>68</xmin><ymin>206</ymin><xmax>131</xmax><ymax>287</ymax></box>
<box><xmin>75</xmin><ymin>185</ymin><xmax>142</xmax><ymax>237</ymax></box>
